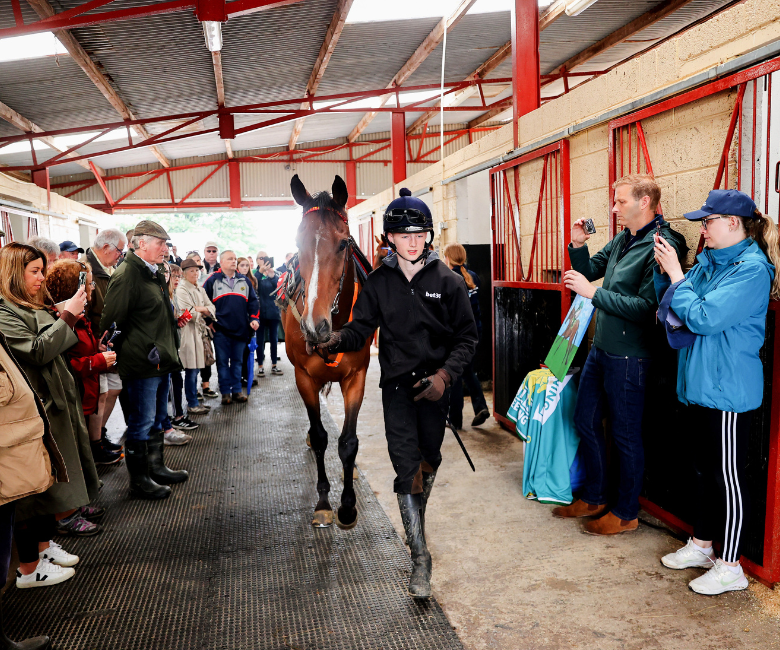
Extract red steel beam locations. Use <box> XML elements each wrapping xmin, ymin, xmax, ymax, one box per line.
<box><xmin>94</xmin><ymin>200</ymin><xmax>296</xmax><ymax>212</ymax></box>
<box><xmin>391</xmin><ymin>112</ymin><xmax>407</xmax><ymax>185</ymax></box>
<box><xmin>0</xmin><ymin>0</ymin><xmax>306</xmax><ymax>38</ymax></box>
<box><xmin>228</xmin><ymin>160</ymin><xmax>241</xmax><ymax>209</ymax></box>
<box><xmin>90</xmin><ymin>160</ymin><xmax>114</xmax><ymax>206</ymax></box>
<box><xmin>345</xmin><ymin>160</ymin><xmax>357</xmax><ymax>209</ymax></box>
<box><xmin>511</xmin><ymin>0</ymin><xmax>541</xmax><ymax>148</ymax></box>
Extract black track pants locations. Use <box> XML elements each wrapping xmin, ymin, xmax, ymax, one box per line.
<box><xmin>691</xmin><ymin>405</ymin><xmax>752</xmax><ymax>564</ymax></box>
<box><xmin>382</xmin><ymin>383</ymin><xmax>449</xmax><ymax>494</ymax></box>
<box><xmin>14</xmin><ymin>514</ymin><xmax>56</xmax><ymax>564</ymax></box>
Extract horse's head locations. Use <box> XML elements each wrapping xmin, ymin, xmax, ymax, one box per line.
<box><xmin>373</xmin><ymin>234</ymin><xmax>390</xmax><ymax>270</ymax></box>
<box><xmin>291</xmin><ymin>174</ymin><xmax>351</xmax><ymax>346</ymax></box>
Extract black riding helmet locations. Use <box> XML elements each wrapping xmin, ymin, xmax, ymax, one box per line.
<box><xmin>383</xmin><ymin>188</ymin><xmax>434</xmax><ymax>264</ymax></box>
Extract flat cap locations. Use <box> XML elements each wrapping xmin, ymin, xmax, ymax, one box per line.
<box><xmin>133</xmin><ymin>220</ymin><xmax>169</xmax><ymax>240</ymax></box>
<box><xmin>180</xmin><ymin>258</ymin><xmax>203</xmax><ymax>270</ymax></box>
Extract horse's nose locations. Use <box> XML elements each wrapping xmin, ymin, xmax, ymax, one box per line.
<box><xmin>315</xmin><ymin>318</ymin><xmax>331</xmax><ymax>341</ymax></box>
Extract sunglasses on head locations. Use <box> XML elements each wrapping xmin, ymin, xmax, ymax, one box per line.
<box><xmin>384</xmin><ymin>208</ymin><xmax>427</xmax><ymax>224</ymax></box>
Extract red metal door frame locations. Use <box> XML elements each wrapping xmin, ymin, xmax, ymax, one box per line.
<box><xmin>490</xmin><ymin>139</ymin><xmax>571</xmax><ymax>431</ymax></box>
<box><xmin>607</xmin><ymin>55</ymin><xmax>780</xmax><ymax>587</ymax></box>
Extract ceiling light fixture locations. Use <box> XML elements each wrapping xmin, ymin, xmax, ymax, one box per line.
<box><xmin>564</xmin><ymin>0</ymin><xmax>599</xmax><ymax>17</ymax></box>
<box><xmin>202</xmin><ymin>21</ymin><xmax>223</xmax><ymax>52</ymax></box>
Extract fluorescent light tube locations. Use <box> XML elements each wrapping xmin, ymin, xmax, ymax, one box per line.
<box><xmin>564</xmin><ymin>0</ymin><xmax>599</xmax><ymax>17</ymax></box>
<box><xmin>202</xmin><ymin>21</ymin><xmax>223</xmax><ymax>52</ymax></box>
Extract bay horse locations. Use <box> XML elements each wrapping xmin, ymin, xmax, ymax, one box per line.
<box><xmin>373</xmin><ymin>234</ymin><xmax>391</xmax><ymax>270</ymax></box>
<box><xmin>281</xmin><ymin>174</ymin><xmax>372</xmax><ymax>530</ymax></box>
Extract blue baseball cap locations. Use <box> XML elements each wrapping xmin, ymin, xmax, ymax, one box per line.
<box><xmin>59</xmin><ymin>240</ymin><xmax>84</xmax><ymax>253</ymax></box>
<box><xmin>684</xmin><ymin>189</ymin><xmax>759</xmax><ymax>221</ymax></box>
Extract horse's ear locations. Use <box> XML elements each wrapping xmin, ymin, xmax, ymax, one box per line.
<box><xmin>332</xmin><ymin>175</ymin><xmax>348</xmax><ymax>208</ymax></box>
<box><xmin>375</xmin><ymin>235</ymin><xmax>381</xmax><ymax>244</ymax></box>
<box><xmin>291</xmin><ymin>174</ymin><xmax>310</xmax><ymax>206</ymax></box>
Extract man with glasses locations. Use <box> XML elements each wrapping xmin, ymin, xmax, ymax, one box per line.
<box><xmin>203</xmin><ymin>241</ymin><xmax>221</xmax><ymax>277</ymax></box>
<box><xmin>553</xmin><ymin>174</ymin><xmax>688</xmax><ymax>535</ymax></box>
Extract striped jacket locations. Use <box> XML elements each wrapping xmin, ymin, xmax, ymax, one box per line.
<box><xmin>203</xmin><ymin>271</ymin><xmax>260</xmax><ymax>340</ymax></box>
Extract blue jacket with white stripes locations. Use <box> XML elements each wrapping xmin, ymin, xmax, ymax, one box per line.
<box><xmin>203</xmin><ymin>271</ymin><xmax>260</xmax><ymax>341</ymax></box>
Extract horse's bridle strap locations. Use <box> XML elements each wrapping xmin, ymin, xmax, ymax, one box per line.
<box><xmin>304</xmin><ymin>205</ymin><xmax>348</xmax><ymax>223</ymax></box>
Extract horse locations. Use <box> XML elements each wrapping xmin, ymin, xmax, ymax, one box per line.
<box><xmin>373</xmin><ymin>234</ymin><xmax>391</xmax><ymax>270</ymax></box>
<box><xmin>280</xmin><ymin>174</ymin><xmax>373</xmax><ymax>530</ymax></box>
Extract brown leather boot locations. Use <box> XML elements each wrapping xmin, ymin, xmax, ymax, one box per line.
<box><xmin>584</xmin><ymin>511</ymin><xmax>638</xmax><ymax>535</ymax></box>
<box><xmin>551</xmin><ymin>499</ymin><xmax>608</xmax><ymax>519</ymax></box>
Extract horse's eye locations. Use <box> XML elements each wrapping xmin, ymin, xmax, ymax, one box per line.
<box><xmin>338</xmin><ymin>240</ymin><xmax>348</xmax><ymax>251</ymax></box>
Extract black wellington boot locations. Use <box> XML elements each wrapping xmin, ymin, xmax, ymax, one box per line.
<box><xmin>0</xmin><ymin>595</ymin><xmax>50</xmax><ymax>649</ymax></box>
<box><xmin>147</xmin><ymin>431</ymin><xmax>189</xmax><ymax>485</ymax></box>
<box><xmin>125</xmin><ymin>439</ymin><xmax>171</xmax><ymax>500</ymax></box>
<box><xmin>397</xmin><ymin>493</ymin><xmax>432</xmax><ymax>599</ymax></box>
<box><xmin>420</xmin><ymin>470</ymin><xmax>437</xmax><ymax>536</ymax></box>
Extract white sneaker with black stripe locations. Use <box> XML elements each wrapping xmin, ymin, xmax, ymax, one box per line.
<box><xmin>16</xmin><ymin>559</ymin><xmax>75</xmax><ymax>588</ymax></box>
<box><xmin>39</xmin><ymin>540</ymin><xmax>79</xmax><ymax>567</ymax></box>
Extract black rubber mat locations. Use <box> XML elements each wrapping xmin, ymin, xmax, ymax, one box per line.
<box><xmin>4</xmin><ymin>368</ymin><xmax>464</xmax><ymax>650</ymax></box>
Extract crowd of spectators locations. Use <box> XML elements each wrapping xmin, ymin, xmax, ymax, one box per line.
<box><xmin>0</xmin><ymin>221</ymin><xmax>294</xmax><ymax>648</ymax></box>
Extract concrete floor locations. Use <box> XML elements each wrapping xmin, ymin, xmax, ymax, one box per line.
<box><xmin>323</xmin><ymin>347</ymin><xmax>780</xmax><ymax>650</ymax></box>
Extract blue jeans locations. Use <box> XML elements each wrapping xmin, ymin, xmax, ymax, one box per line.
<box><xmin>185</xmin><ymin>368</ymin><xmax>200</xmax><ymax>408</ymax></box>
<box><xmin>124</xmin><ymin>375</ymin><xmax>170</xmax><ymax>442</ymax></box>
<box><xmin>574</xmin><ymin>346</ymin><xmax>649</xmax><ymax>521</ymax></box>
<box><xmin>259</xmin><ymin>318</ymin><xmax>280</xmax><ymax>365</ymax></box>
<box><xmin>214</xmin><ymin>331</ymin><xmax>246</xmax><ymax>395</ymax></box>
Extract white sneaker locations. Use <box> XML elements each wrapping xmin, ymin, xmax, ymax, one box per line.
<box><xmin>16</xmin><ymin>559</ymin><xmax>75</xmax><ymax>588</ymax></box>
<box><xmin>164</xmin><ymin>430</ymin><xmax>192</xmax><ymax>446</ymax></box>
<box><xmin>661</xmin><ymin>538</ymin><xmax>715</xmax><ymax>570</ymax></box>
<box><xmin>39</xmin><ymin>540</ymin><xmax>79</xmax><ymax>567</ymax></box>
<box><xmin>689</xmin><ymin>559</ymin><xmax>749</xmax><ymax>595</ymax></box>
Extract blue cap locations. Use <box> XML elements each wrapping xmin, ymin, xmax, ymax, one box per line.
<box><xmin>59</xmin><ymin>240</ymin><xmax>84</xmax><ymax>253</ymax></box>
<box><xmin>684</xmin><ymin>189</ymin><xmax>759</xmax><ymax>221</ymax></box>
<box><xmin>383</xmin><ymin>188</ymin><xmax>433</xmax><ymax>233</ymax></box>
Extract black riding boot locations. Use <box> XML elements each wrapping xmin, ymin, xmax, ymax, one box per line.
<box><xmin>147</xmin><ymin>431</ymin><xmax>189</xmax><ymax>485</ymax></box>
<box><xmin>420</xmin><ymin>470</ymin><xmax>437</xmax><ymax>536</ymax></box>
<box><xmin>397</xmin><ymin>493</ymin><xmax>432</xmax><ymax>599</ymax></box>
<box><xmin>125</xmin><ymin>439</ymin><xmax>171</xmax><ymax>500</ymax></box>
<box><xmin>0</xmin><ymin>590</ymin><xmax>50</xmax><ymax>649</ymax></box>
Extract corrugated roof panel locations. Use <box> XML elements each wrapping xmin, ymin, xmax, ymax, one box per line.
<box><xmin>317</xmin><ymin>17</ymin><xmax>442</xmax><ymax>97</ymax></box>
<box><xmin>241</xmin><ymin>162</ymin><xmax>346</xmax><ymax>199</ymax></box>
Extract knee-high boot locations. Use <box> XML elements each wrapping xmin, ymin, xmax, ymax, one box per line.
<box><xmin>147</xmin><ymin>431</ymin><xmax>189</xmax><ymax>485</ymax></box>
<box><xmin>420</xmin><ymin>469</ymin><xmax>437</xmax><ymax>536</ymax></box>
<box><xmin>397</xmin><ymin>493</ymin><xmax>432</xmax><ymax>599</ymax></box>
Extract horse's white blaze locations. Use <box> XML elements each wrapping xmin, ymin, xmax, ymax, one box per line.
<box><xmin>306</xmin><ymin>229</ymin><xmax>321</xmax><ymax>333</ymax></box>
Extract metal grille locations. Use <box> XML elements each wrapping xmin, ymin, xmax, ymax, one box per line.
<box><xmin>490</xmin><ymin>140</ymin><xmax>571</xmax><ymax>427</ymax></box>
<box><xmin>4</xmin><ymin>371</ymin><xmax>463</xmax><ymax>650</ymax></box>
<box><xmin>0</xmin><ymin>211</ymin><xmax>12</xmax><ymax>246</ymax></box>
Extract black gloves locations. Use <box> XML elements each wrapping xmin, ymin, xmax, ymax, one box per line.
<box><xmin>413</xmin><ymin>368</ymin><xmax>451</xmax><ymax>402</ymax></box>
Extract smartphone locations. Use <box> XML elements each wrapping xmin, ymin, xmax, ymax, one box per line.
<box><xmin>656</xmin><ymin>220</ymin><xmax>662</xmax><ymax>240</ymax></box>
<box><xmin>78</xmin><ymin>271</ymin><xmax>87</xmax><ymax>287</ymax></box>
<box><xmin>107</xmin><ymin>329</ymin><xmax>122</xmax><ymax>345</ymax></box>
<box><xmin>583</xmin><ymin>218</ymin><xmax>596</xmax><ymax>235</ymax></box>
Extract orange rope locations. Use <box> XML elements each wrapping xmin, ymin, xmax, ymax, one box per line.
<box><xmin>324</xmin><ymin>280</ymin><xmax>359</xmax><ymax>368</ymax></box>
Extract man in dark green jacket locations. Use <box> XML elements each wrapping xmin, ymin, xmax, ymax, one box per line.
<box><xmin>101</xmin><ymin>220</ymin><xmax>188</xmax><ymax>500</ymax></box>
<box><xmin>552</xmin><ymin>174</ymin><xmax>688</xmax><ymax>535</ymax></box>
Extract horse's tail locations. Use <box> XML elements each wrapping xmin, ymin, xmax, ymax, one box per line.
<box><xmin>320</xmin><ymin>382</ymin><xmax>333</xmax><ymax>397</ymax></box>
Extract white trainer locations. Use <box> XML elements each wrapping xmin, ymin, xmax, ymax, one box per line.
<box><xmin>16</xmin><ymin>559</ymin><xmax>75</xmax><ymax>588</ymax></box>
<box><xmin>164</xmin><ymin>430</ymin><xmax>192</xmax><ymax>446</ymax></box>
<box><xmin>661</xmin><ymin>538</ymin><xmax>715</xmax><ymax>570</ymax></box>
<box><xmin>689</xmin><ymin>559</ymin><xmax>748</xmax><ymax>595</ymax></box>
<box><xmin>39</xmin><ymin>540</ymin><xmax>79</xmax><ymax>567</ymax></box>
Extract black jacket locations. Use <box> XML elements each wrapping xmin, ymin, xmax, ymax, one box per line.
<box><xmin>253</xmin><ymin>269</ymin><xmax>281</xmax><ymax>321</ymax></box>
<box><xmin>338</xmin><ymin>253</ymin><xmax>478</xmax><ymax>387</ymax></box>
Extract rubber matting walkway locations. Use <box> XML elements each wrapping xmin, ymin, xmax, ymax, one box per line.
<box><xmin>5</xmin><ymin>367</ymin><xmax>464</xmax><ymax>650</ymax></box>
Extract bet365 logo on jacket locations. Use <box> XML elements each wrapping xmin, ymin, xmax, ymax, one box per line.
<box><xmin>425</xmin><ymin>291</ymin><xmax>441</xmax><ymax>299</ymax></box>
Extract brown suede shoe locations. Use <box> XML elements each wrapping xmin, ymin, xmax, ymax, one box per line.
<box><xmin>232</xmin><ymin>392</ymin><xmax>248</xmax><ymax>403</ymax></box>
<box><xmin>584</xmin><ymin>511</ymin><xmax>638</xmax><ymax>535</ymax></box>
<box><xmin>551</xmin><ymin>499</ymin><xmax>608</xmax><ymax>519</ymax></box>
<box><xmin>221</xmin><ymin>395</ymin><xmax>232</xmax><ymax>405</ymax></box>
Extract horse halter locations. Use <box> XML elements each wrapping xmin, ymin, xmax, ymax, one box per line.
<box><xmin>301</xmin><ymin>204</ymin><xmax>353</xmax><ymax>315</ymax></box>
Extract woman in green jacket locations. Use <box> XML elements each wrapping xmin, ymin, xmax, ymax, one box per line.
<box><xmin>0</xmin><ymin>243</ymin><xmax>99</xmax><ymax>589</ymax></box>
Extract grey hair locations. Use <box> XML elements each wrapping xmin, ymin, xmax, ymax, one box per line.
<box><xmin>27</xmin><ymin>236</ymin><xmax>59</xmax><ymax>259</ymax></box>
<box><xmin>131</xmin><ymin>234</ymin><xmax>157</xmax><ymax>249</ymax></box>
<box><xmin>219</xmin><ymin>249</ymin><xmax>235</xmax><ymax>261</ymax></box>
<box><xmin>94</xmin><ymin>228</ymin><xmax>126</xmax><ymax>250</ymax></box>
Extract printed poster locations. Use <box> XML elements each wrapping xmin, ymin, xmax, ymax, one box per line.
<box><xmin>544</xmin><ymin>294</ymin><xmax>595</xmax><ymax>381</ymax></box>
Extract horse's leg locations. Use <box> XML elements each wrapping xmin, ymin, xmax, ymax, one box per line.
<box><xmin>295</xmin><ymin>368</ymin><xmax>333</xmax><ymax>528</ymax></box>
<box><xmin>335</xmin><ymin>369</ymin><xmax>367</xmax><ymax>530</ymax></box>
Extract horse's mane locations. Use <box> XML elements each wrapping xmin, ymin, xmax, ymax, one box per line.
<box><xmin>308</xmin><ymin>191</ymin><xmax>343</xmax><ymax>219</ymax></box>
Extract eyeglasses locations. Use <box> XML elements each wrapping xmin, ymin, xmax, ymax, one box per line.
<box><xmin>112</xmin><ymin>244</ymin><xmax>124</xmax><ymax>255</ymax></box>
<box><xmin>384</xmin><ymin>208</ymin><xmax>427</xmax><ymax>224</ymax></box>
<box><xmin>205</xmin><ymin>248</ymin><xmax>218</xmax><ymax>253</ymax></box>
<box><xmin>700</xmin><ymin>215</ymin><xmax>727</xmax><ymax>231</ymax></box>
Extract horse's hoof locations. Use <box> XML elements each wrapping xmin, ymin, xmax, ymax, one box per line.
<box><xmin>341</xmin><ymin>466</ymin><xmax>359</xmax><ymax>480</ymax></box>
<box><xmin>306</xmin><ymin>434</ymin><xmax>311</xmax><ymax>448</ymax></box>
<box><xmin>335</xmin><ymin>507</ymin><xmax>358</xmax><ymax>530</ymax></box>
<box><xmin>312</xmin><ymin>509</ymin><xmax>333</xmax><ymax>528</ymax></box>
